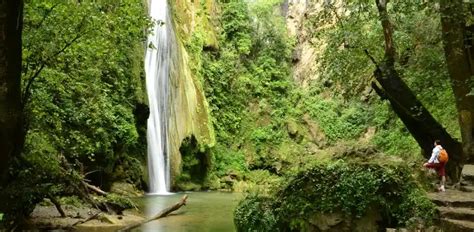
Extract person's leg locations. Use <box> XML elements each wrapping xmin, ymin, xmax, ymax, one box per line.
<box><xmin>424</xmin><ymin>162</ymin><xmax>436</xmax><ymax>169</ymax></box>
<box><xmin>424</xmin><ymin>163</ymin><xmax>437</xmax><ymax>177</ymax></box>
<box><xmin>438</xmin><ymin>163</ymin><xmax>446</xmax><ymax>192</ymax></box>
<box><xmin>440</xmin><ymin>175</ymin><xmax>446</xmax><ymax>191</ymax></box>
<box><xmin>424</xmin><ymin>163</ymin><xmax>442</xmax><ymax>190</ymax></box>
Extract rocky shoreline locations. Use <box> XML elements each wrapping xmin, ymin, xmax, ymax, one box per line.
<box><xmin>25</xmin><ymin>203</ymin><xmax>144</xmax><ymax>231</ymax></box>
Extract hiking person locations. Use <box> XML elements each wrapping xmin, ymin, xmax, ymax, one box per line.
<box><xmin>423</xmin><ymin>140</ymin><xmax>448</xmax><ymax>192</ymax></box>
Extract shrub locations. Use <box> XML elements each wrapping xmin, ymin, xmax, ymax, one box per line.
<box><xmin>234</xmin><ymin>159</ymin><xmax>436</xmax><ymax>231</ymax></box>
<box><xmin>234</xmin><ymin>195</ymin><xmax>278</xmax><ymax>232</ymax></box>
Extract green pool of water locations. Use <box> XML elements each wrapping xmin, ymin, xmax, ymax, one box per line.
<box><xmin>139</xmin><ymin>192</ymin><xmax>242</xmax><ymax>232</ymax></box>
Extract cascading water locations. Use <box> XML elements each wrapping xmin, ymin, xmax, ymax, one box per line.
<box><xmin>145</xmin><ymin>0</ymin><xmax>175</xmax><ymax>194</ymax></box>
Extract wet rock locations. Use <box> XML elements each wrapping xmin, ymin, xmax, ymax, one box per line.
<box><xmin>441</xmin><ymin>218</ymin><xmax>474</xmax><ymax>232</ymax></box>
<box><xmin>110</xmin><ymin>182</ymin><xmax>142</xmax><ymax>197</ymax></box>
<box><xmin>292</xmin><ymin>47</ymin><xmax>302</xmax><ymax>63</ymax></box>
<box><xmin>429</xmin><ymin>167</ymin><xmax>474</xmax><ymax>232</ymax></box>
<box><xmin>302</xmin><ymin>114</ymin><xmax>327</xmax><ymax>147</ymax></box>
<box><xmin>308</xmin><ymin>212</ymin><xmax>345</xmax><ymax>231</ymax></box>
<box><xmin>287</xmin><ymin>120</ymin><xmax>299</xmax><ymax>137</ymax></box>
<box><xmin>100</xmin><ymin>214</ymin><xmax>119</xmax><ymax>224</ymax></box>
<box><xmin>428</xmin><ymin>189</ymin><xmax>474</xmax><ymax>208</ymax></box>
<box><xmin>306</xmin><ymin>208</ymin><xmax>381</xmax><ymax>232</ymax></box>
<box><xmin>353</xmin><ymin>207</ymin><xmax>381</xmax><ymax>232</ymax></box>
<box><xmin>462</xmin><ymin>164</ymin><xmax>474</xmax><ymax>184</ymax></box>
<box><xmin>224</xmin><ymin>176</ymin><xmax>235</xmax><ymax>185</ymax></box>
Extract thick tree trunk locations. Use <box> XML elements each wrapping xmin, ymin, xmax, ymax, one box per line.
<box><xmin>372</xmin><ymin>0</ymin><xmax>464</xmax><ymax>181</ymax></box>
<box><xmin>439</xmin><ymin>0</ymin><xmax>474</xmax><ymax>165</ymax></box>
<box><xmin>0</xmin><ymin>1</ymin><xmax>24</xmax><ymax>179</ymax></box>
<box><xmin>371</xmin><ymin>73</ymin><xmax>463</xmax><ymax>181</ymax></box>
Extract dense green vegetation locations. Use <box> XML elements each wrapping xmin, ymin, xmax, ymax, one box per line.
<box><xmin>179</xmin><ymin>0</ymin><xmax>296</xmax><ymax>189</ymax></box>
<box><xmin>179</xmin><ymin>0</ymin><xmax>371</xmax><ymax>191</ymax></box>
<box><xmin>309</xmin><ymin>1</ymin><xmax>460</xmax><ymax>153</ymax></box>
<box><xmin>0</xmin><ymin>0</ymin><xmax>472</xmax><ymax>230</ymax></box>
<box><xmin>0</xmin><ymin>0</ymin><xmax>149</xmax><ymax>224</ymax></box>
<box><xmin>24</xmin><ymin>0</ymin><xmax>150</xmax><ymax>184</ymax></box>
<box><xmin>180</xmin><ymin>0</ymin><xmax>459</xmax><ymax>191</ymax></box>
<box><xmin>184</xmin><ymin>0</ymin><xmax>463</xmax><ymax>230</ymax></box>
<box><xmin>234</xmin><ymin>153</ymin><xmax>437</xmax><ymax>231</ymax></box>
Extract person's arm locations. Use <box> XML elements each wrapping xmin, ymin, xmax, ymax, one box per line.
<box><xmin>428</xmin><ymin>147</ymin><xmax>440</xmax><ymax>163</ymax></box>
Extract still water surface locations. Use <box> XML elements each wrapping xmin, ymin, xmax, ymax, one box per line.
<box><xmin>140</xmin><ymin>192</ymin><xmax>242</xmax><ymax>232</ymax></box>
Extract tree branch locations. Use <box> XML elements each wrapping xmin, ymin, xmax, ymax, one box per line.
<box><xmin>71</xmin><ymin>212</ymin><xmax>102</xmax><ymax>226</ymax></box>
<box><xmin>22</xmin><ymin>3</ymin><xmax>59</xmax><ymax>78</ymax></box>
<box><xmin>22</xmin><ymin>13</ymin><xmax>88</xmax><ymax>107</ymax></box>
<box><xmin>371</xmin><ymin>81</ymin><xmax>386</xmax><ymax>100</ymax></box>
<box><xmin>57</xmin><ymin>153</ymin><xmax>109</xmax><ymax>213</ymax></box>
<box><xmin>35</xmin><ymin>3</ymin><xmax>60</xmax><ymax>30</ymax></box>
<box><xmin>49</xmin><ymin>196</ymin><xmax>66</xmax><ymax>218</ymax></box>
<box><xmin>83</xmin><ymin>182</ymin><xmax>107</xmax><ymax>196</ymax></box>
<box><xmin>375</xmin><ymin>0</ymin><xmax>396</xmax><ymax>64</ymax></box>
<box><xmin>118</xmin><ymin>195</ymin><xmax>188</xmax><ymax>232</ymax></box>
<box><xmin>22</xmin><ymin>31</ymin><xmax>82</xmax><ymax>107</ymax></box>
<box><xmin>364</xmin><ymin>49</ymin><xmax>379</xmax><ymax>67</ymax></box>
<box><xmin>22</xmin><ymin>63</ymin><xmax>45</xmax><ymax>108</ymax></box>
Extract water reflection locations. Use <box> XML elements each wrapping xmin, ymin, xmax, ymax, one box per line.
<box><xmin>140</xmin><ymin>192</ymin><xmax>242</xmax><ymax>232</ymax></box>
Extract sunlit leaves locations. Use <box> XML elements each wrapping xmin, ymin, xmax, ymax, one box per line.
<box><xmin>22</xmin><ymin>0</ymin><xmax>149</xmax><ymax>185</ymax></box>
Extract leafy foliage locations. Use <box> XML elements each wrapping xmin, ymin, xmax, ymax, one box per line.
<box><xmin>97</xmin><ymin>193</ymin><xmax>138</xmax><ymax>211</ymax></box>
<box><xmin>4</xmin><ymin>0</ymin><xmax>457</xmax><ymax>227</ymax></box>
<box><xmin>183</xmin><ymin>0</ymin><xmax>421</xmax><ymax>191</ymax></box>
<box><xmin>1</xmin><ymin>0</ymin><xmax>150</xmax><ymax>222</ymax></box>
<box><xmin>304</xmin><ymin>0</ymin><xmax>459</xmax><ymax>153</ymax></box>
<box><xmin>234</xmin><ymin>159</ymin><xmax>437</xmax><ymax>231</ymax></box>
<box><xmin>22</xmin><ymin>0</ymin><xmax>149</xmax><ymax>184</ymax></box>
<box><xmin>234</xmin><ymin>195</ymin><xmax>278</xmax><ymax>231</ymax></box>
<box><xmin>300</xmin><ymin>92</ymin><xmax>371</xmax><ymax>142</ymax></box>
<box><xmin>181</xmin><ymin>0</ymin><xmax>301</xmax><ymax>187</ymax></box>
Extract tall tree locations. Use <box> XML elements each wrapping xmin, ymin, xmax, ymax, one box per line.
<box><xmin>370</xmin><ymin>0</ymin><xmax>465</xmax><ymax>181</ymax></box>
<box><xmin>0</xmin><ymin>1</ymin><xmax>24</xmax><ymax>178</ymax></box>
<box><xmin>439</xmin><ymin>0</ymin><xmax>474</xmax><ymax>165</ymax></box>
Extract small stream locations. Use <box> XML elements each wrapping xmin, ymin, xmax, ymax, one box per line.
<box><xmin>139</xmin><ymin>192</ymin><xmax>242</xmax><ymax>232</ymax></box>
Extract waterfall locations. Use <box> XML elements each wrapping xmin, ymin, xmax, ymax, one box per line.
<box><xmin>145</xmin><ymin>0</ymin><xmax>175</xmax><ymax>194</ymax></box>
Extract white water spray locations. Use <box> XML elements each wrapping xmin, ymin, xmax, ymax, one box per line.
<box><xmin>145</xmin><ymin>0</ymin><xmax>175</xmax><ymax>194</ymax></box>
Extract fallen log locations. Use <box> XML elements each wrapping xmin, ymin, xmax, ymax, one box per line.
<box><xmin>57</xmin><ymin>153</ymin><xmax>107</xmax><ymax>212</ymax></box>
<box><xmin>71</xmin><ymin>212</ymin><xmax>102</xmax><ymax>226</ymax></box>
<box><xmin>118</xmin><ymin>194</ymin><xmax>188</xmax><ymax>232</ymax></box>
<box><xmin>83</xmin><ymin>182</ymin><xmax>107</xmax><ymax>196</ymax></box>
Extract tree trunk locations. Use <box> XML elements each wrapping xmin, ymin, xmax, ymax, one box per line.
<box><xmin>50</xmin><ymin>196</ymin><xmax>66</xmax><ymax>218</ymax></box>
<box><xmin>372</xmin><ymin>0</ymin><xmax>464</xmax><ymax>181</ymax></box>
<box><xmin>0</xmin><ymin>1</ymin><xmax>24</xmax><ymax>179</ymax></box>
<box><xmin>439</xmin><ymin>0</ymin><xmax>474</xmax><ymax>165</ymax></box>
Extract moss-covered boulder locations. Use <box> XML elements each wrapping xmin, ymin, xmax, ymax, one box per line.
<box><xmin>234</xmin><ymin>157</ymin><xmax>437</xmax><ymax>231</ymax></box>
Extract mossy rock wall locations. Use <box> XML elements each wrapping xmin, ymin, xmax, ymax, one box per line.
<box><xmin>166</xmin><ymin>0</ymin><xmax>216</xmax><ymax>188</ymax></box>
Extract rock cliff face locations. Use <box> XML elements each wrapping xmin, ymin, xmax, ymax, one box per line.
<box><xmin>286</xmin><ymin>0</ymin><xmax>318</xmax><ymax>87</ymax></box>
<box><xmin>165</xmin><ymin>0</ymin><xmax>216</xmax><ymax>187</ymax></box>
<box><xmin>285</xmin><ymin>0</ymin><xmax>342</xmax><ymax>88</ymax></box>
